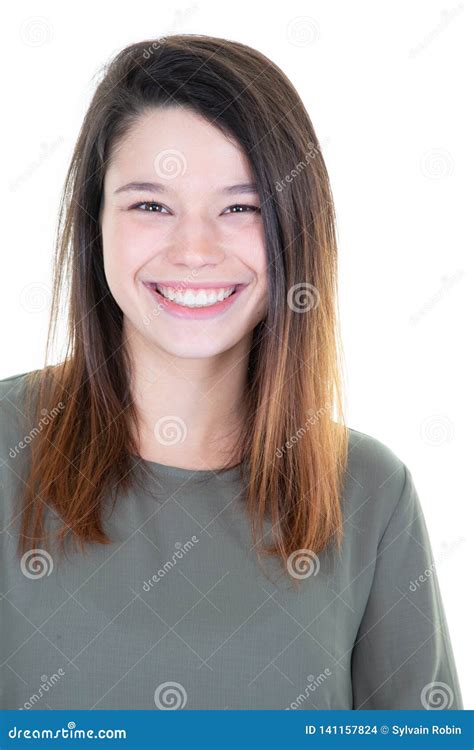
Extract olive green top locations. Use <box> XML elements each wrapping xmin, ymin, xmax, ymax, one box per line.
<box><xmin>0</xmin><ymin>371</ymin><xmax>463</xmax><ymax>710</ymax></box>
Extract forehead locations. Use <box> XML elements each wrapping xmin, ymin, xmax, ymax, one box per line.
<box><xmin>105</xmin><ymin>106</ymin><xmax>254</xmax><ymax>190</ymax></box>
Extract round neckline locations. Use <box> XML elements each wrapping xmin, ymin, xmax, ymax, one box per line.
<box><xmin>131</xmin><ymin>453</ymin><xmax>244</xmax><ymax>481</ymax></box>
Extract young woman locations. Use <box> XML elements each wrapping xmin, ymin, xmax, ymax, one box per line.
<box><xmin>0</xmin><ymin>34</ymin><xmax>463</xmax><ymax>711</ymax></box>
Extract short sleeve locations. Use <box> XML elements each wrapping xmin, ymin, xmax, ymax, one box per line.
<box><xmin>351</xmin><ymin>464</ymin><xmax>464</xmax><ymax>709</ymax></box>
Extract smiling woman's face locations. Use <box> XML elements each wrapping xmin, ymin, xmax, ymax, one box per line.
<box><xmin>100</xmin><ymin>106</ymin><xmax>268</xmax><ymax>359</ymax></box>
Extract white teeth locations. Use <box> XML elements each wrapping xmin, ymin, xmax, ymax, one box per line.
<box><xmin>155</xmin><ymin>285</ymin><xmax>236</xmax><ymax>308</ymax></box>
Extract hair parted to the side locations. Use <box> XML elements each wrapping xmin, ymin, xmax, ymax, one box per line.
<box><xmin>18</xmin><ymin>34</ymin><xmax>350</xmax><ymax>583</ymax></box>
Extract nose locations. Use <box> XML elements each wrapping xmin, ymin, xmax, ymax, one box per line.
<box><xmin>165</xmin><ymin>213</ymin><xmax>226</xmax><ymax>267</ymax></box>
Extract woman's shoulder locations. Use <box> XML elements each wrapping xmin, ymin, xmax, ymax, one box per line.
<box><xmin>0</xmin><ymin>367</ymin><xmax>41</xmax><ymax>414</ymax></box>
<box><xmin>0</xmin><ymin>368</ymin><xmax>43</xmax><ymax>462</ymax></box>
<box><xmin>0</xmin><ymin>369</ymin><xmax>44</xmax><ymax>530</ymax></box>
<box><xmin>0</xmin><ymin>368</ymin><xmax>38</xmax><ymax>394</ymax></box>
<box><xmin>346</xmin><ymin>426</ymin><xmax>407</xmax><ymax>483</ymax></box>
<box><xmin>0</xmin><ymin>368</ymin><xmax>36</xmax><ymax>412</ymax></box>
<box><xmin>344</xmin><ymin>426</ymin><xmax>412</xmax><ymax>540</ymax></box>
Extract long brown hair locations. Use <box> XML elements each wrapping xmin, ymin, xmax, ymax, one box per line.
<box><xmin>18</xmin><ymin>34</ymin><xmax>349</xmax><ymax>581</ymax></box>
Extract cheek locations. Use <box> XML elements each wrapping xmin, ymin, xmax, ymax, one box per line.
<box><xmin>251</xmin><ymin>237</ymin><xmax>268</xmax><ymax>312</ymax></box>
<box><xmin>238</xmin><ymin>232</ymin><xmax>268</xmax><ymax>318</ymax></box>
<box><xmin>238</xmin><ymin>222</ymin><xmax>267</xmax><ymax>269</ymax></box>
<box><xmin>102</xmin><ymin>219</ymin><xmax>150</xmax><ymax>293</ymax></box>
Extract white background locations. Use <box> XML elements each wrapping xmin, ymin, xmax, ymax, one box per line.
<box><xmin>2</xmin><ymin>0</ymin><xmax>473</xmax><ymax>708</ymax></box>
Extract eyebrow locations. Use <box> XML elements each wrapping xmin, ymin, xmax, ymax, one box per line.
<box><xmin>113</xmin><ymin>181</ymin><xmax>258</xmax><ymax>195</ymax></box>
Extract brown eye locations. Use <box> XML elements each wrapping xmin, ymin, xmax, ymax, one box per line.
<box><xmin>223</xmin><ymin>204</ymin><xmax>261</xmax><ymax>214</ymax></box>
<box><xmin>132</xmin><ymin>201</ymin><xmax>169</xmax><ymax>213</ymax></box>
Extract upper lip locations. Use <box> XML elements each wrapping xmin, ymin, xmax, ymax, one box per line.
<box><xmin>144</xmin><ymin>281</ymin><xmax>246</xmax><ymax>290</ymax></box>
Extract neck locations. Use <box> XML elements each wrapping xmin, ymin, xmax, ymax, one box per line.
<box><xmin>124</xmin><ymin>323</ymin><xmax>250</xmax><ymax>470</ymax></box>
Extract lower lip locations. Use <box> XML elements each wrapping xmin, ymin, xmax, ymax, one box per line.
<box><xmin>143</xmin><ymin>283</ymin><xmax>247</xmax><ymax>320</ymax></box>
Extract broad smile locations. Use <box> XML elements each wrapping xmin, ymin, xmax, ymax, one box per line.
<box><xmin>142</xmin><ymin>281</ymin><xmax>248</xmax><ymax>320</ymax></box>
